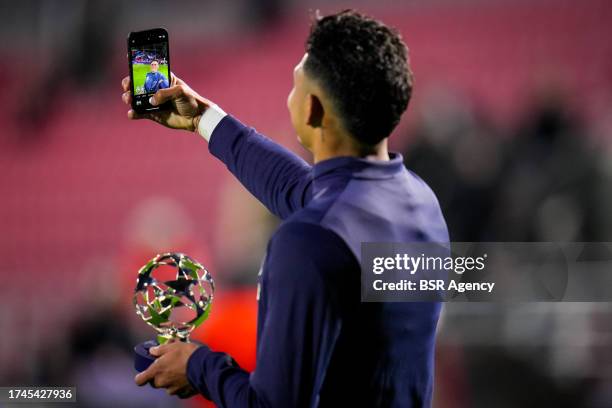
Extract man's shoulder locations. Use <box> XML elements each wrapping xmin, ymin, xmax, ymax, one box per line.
<box><xmin>295</xmin><ymin>167</ymin><xmax>448</xmax><ymax>258</ymax></box>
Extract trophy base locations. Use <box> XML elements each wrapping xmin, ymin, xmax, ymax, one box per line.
<box><xmin>134</xmin><ymin>340</ymin><xmax>159</xmax><ymax>372</ymax></box>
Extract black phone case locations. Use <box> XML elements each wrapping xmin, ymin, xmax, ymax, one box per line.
<box><xmin>127</xmin><ymin>28</ymin><xmax>172</xmax><ymax>114</ymax></box>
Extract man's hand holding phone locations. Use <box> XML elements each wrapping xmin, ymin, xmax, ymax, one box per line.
<box><xmin>121</xmin><ymin>74</ymin><xmax>211</xmax><ymax>132</ymax></box>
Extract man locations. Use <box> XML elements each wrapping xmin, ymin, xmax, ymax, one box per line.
<box><xmin>121</xmin><ymin>10</ymin><xmax>448</xmax><ymax>407</ymax></box>
<box><xmin>144</xmin><ymin>60</ymin><xmax>169</xmax><ymax>93</ymax></box>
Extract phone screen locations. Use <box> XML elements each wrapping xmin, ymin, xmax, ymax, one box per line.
<box><xmin>128</xmin><ymin>29</ymin><xmax>171</xmax><ymax>113</ymax></box>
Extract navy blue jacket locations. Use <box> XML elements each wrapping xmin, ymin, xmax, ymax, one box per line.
<box><xmin>187</xmin><ymin>115</ymin><xmax>449</xmax><ymax>407</ymax></box>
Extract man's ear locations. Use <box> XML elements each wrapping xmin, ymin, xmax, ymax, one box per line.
<box><xmin>307</xmin><ymin>94</ymin><xmax>324</xmax><ymax>128</ymax></box>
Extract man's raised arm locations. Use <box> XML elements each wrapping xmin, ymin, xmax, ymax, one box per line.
<box><xmin>121</xmin><ymin>74</ymin><xmax>313</xmax><ymax>219</ymax></box>
<box><xmin>203</xmin><ymin>111</ymin><xmax>312</xmax><ymax>219</ymax></box>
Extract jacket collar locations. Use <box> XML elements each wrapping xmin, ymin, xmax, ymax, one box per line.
<box><xmin>313</xmin><ymin>152</ymin><xmax>404</xmax><ymax>181</ymax></box>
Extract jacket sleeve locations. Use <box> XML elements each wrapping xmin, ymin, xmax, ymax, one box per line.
<box><xmin>208</xmin><ymin>115</ymin><xmax>313</xmax><ymax>219</ymax></box>
<box><xmin>187</xmin><ymin>222</ymin><xmax>348</xmax><ymax>407</ymax></box>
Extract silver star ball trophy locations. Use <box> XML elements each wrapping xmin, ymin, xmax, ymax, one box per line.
<box><xmin>133</xmin><ymin>252</ymin><xmax>214</xmax><ymax>372</ymax></box>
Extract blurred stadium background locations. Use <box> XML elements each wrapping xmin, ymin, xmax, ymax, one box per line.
<box><xmin>1</xmin><ymin>0</ymin><xmax>612</xmax><ymax>407</ymax></box>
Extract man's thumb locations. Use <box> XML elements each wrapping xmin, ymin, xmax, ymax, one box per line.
<box><xmin>150</xmin><ymin>85</ymin><xmax>184</xmax><ymax>106</ymax></box>
<box><xmin>149</xmin><ymin>342</ymin><xmax>171</xmax><ymax>356</ymax></box>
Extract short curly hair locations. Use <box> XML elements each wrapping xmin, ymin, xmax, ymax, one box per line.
<box><xmin>305</xmin><ymin>10</ymin><xmax>413</xmax><ymax>146</ymax></box>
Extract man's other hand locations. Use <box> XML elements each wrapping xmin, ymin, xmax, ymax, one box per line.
<box><xmin>134</xmin><ymin>339</ymin><xmax>200</xmax><ymax>398</ymax></box>
<box><xmin>121</xmin><ymin>74</ymin><xmax>211</xmax><ymax>131</ymax></box>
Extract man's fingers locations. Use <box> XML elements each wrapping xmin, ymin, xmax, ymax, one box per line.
<box><xmin>153</xmin><ymin>374</ymin><xmax>171</xmax><ymax>389</ymax></box>
<box><xmin>121</xmin><ymin>76</ymin><xmax>131</xmax><ymax>92</ymax></box>
<box><xmin>127</xmin><ymin>109</ymin><xmax>150</xmax><ymax>120</ymax></box>
<box><xmin>135</xmin><ymin>365</ymin><xmax>158</xmax><ymax>386</ymax></box>
<box><xmin>170</xmin><ymin>73</ymin><xmax>185</xmax><ymax>87</ymax></box>
<box><xmin>149</xmin><ymin>341</ymin><xmax>175</xmax><ymax>357</ymax></box>
<box><xmin>167</xmin><ymin>385</ymin><xmax>181</xmax><ymax>396</ymax></box>
<box><xmin>150</xmin><ymin>85</ymin><xmax>186</xmax><ymax>106</ymax></box>
<box><xmin>128</xmin><ymin>110</ymin><xmax>162</xmax><ymax>123</ymax></box>
<box><xmin>122</xmin><ymin>91</ymin><xmax>131</xmax><ymax>105</ymax></box>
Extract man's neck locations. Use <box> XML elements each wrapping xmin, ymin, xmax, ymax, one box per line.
<box><xmin>313</xmin><ymin>139</ymin><xmax>390</xmax><ymax>164</ymax></box>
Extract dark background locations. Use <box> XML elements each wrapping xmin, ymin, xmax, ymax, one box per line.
<box><xmin>1</xmin><ymin>0</ymin><xmax>611</xmax><ymax>406</ymax></box>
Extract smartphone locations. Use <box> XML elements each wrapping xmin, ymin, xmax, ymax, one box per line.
<box><xmin>127</xmin><ymin>28</ymin><xmax>172</xmax><ymax>113</ymax></box>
